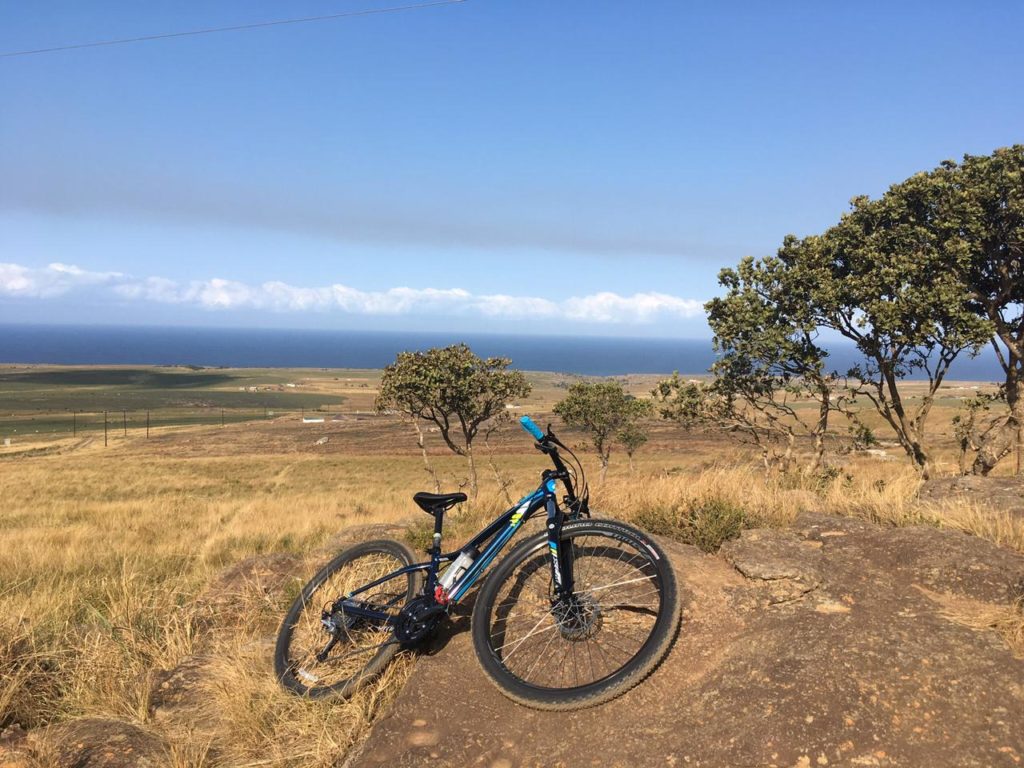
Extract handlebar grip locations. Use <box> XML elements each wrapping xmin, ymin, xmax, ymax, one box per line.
<box><xmin>519</xmin><ymin>415</ymin><xmax>545</xmax><ymax>441</ymax></box>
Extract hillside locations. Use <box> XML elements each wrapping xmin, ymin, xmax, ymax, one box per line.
<box><xmin>1</xmin><ymin>380</ymin><xmax>1022</xmax><ymax>767</ymax></box>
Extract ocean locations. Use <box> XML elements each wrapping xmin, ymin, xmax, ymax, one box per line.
<box><xmin>0</xmin><ymin>323</ymin><xmax>1007</xmax><ymax>380</ymax></box>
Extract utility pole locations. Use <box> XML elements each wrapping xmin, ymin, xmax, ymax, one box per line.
<box><xmin>122</xmin><ymin>410</ymin><xmax>127</xmax><ymax>437</ymax></box>
<box><xmin>72</xmin><ymin>410</ymin><xmax>77</xmax><ymax>437</ymax></box>
<box><xmin>146</xmin><ymin>410</ymin><xmax>150</xmax><ymax>439</ymax></box>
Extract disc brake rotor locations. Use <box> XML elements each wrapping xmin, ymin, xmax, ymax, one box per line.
<box><xmin>553</xmin><ymin>594</ymin><xmax>603</xmax><ymax>641</ymax></box>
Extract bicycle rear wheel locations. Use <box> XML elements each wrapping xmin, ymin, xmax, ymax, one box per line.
<box><xmin>275</xmin><ymin>539</ymin><xmax>421</xmax><ymax>699</ymax></box>
<box><xmin>471</xmin><ymin>519</ymin><xmax>680</xmax><ymax>710</ymax></box>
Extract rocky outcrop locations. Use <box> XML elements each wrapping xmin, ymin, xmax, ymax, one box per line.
<box><xmin>351</xmin><ymin>513</ymin><xmax>1024</xmax><ymax>768</ymax></box>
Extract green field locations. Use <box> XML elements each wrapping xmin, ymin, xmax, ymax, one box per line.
<box><xmin>0</xmin><ymin>365</ymin><xmax>671</xmax><ymax>444</ymax></box>
<box><xmin>1</xmin><ymin>363</ymin><xmax>996</xmax><ymax>448</ymax></box>
<box><xmin>0</xmin><ymin>366</ymin><xmax>351</xmax><ymax>440</ymax></box>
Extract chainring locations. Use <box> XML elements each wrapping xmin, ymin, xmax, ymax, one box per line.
<box><xmin>394</xmin><ymin>596</ymin><xmax>445</xmax><ymax>646</ymax></box>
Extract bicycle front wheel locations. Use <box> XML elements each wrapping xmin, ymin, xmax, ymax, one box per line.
<box><xmin>471</xmin><ymin>519</ymin><xmax>680</xmax><ymax>710</ymax></box>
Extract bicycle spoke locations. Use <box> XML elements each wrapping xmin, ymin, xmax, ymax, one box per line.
<box><xmin>494</xmin><ymin>611</ymin><xmax>557</xmax><ymax>658</ymax></box>
<box><xmin>484</xmin><ymin>531</ymin><xmax>664</xmax><ymax>691</ymax></box>
<box><xmin>577</xmin><ymin>573</ymin><xmax>657</xmax><ymax>595</ymax></box>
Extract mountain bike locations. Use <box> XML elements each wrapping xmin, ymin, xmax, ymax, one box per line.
<box><xmin>274</xmin><ymin>416</ymin><xmax>681</xmax><ymax>710</ymax></box>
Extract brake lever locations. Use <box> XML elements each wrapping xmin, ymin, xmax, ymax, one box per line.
<box><xmin>545</xmin><ymin>427</ymin><xmax>568</xmax><ymax>450</ymax></box>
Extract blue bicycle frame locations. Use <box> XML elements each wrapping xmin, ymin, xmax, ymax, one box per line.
<box><xmin>332</xmin><ymin>417</ymin><xmax>582</xmax><ymax>626</ymax></box>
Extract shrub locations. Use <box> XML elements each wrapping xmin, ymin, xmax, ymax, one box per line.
<box><xmin>633</xmin><ymin>495</ymin><xmax>746</xmax><ymax>553</ymax></box>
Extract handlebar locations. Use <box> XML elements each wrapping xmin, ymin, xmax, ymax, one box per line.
<box><xmin>519</xmin><ymin>415</ymin><xmax>545</xmax><ymax>441</ymax></box>
<box><xmin>520</xmin><ymin>413</ymin><xmax>565</xmax><ymax>471</ymax></box>
<box><xmin>518</xmin><ymin>415</ymin><xmax>587</xmax><ymax>516</ymax></box>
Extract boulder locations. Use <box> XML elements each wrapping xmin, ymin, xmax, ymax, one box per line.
<box><xmin>197</xmin><ymin>552</ymin><xmax>304</xmax><ymax>620</ymax></box>
<box><xmin>0</xmin><ymin>725</ymin><xmax>30</xmax><ymax>768</ymax></box>
<box><xmin>317</xmin><ymin>523</ymin><xmax>412</xmax><ymax>557</ymax></box>
<box><xmin>721</xmin><ymin>527</ymin><xmax>823</xmax><ymax>605</ymax></box>
<box><xmin>148</xmin><ymin>654</ymin><xmax>214</xmax><ymax>725</ymax></box>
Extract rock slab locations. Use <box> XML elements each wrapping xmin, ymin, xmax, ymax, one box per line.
<box><xmin>350</xmin><ymin>514</ymin><xmax>1024</xmax><ymax>768</ymax></box>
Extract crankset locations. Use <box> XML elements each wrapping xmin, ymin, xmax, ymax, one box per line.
<box><xmin>394</xmin><ymin>596</ymin><xmax>447</xmax><ymax>646</ymax></box>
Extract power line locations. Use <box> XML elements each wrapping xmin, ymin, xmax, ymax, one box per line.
<box><xmin>0</xmin><ymin>0</ymin><xmax>467</xmax><ymax>59</ymax></box>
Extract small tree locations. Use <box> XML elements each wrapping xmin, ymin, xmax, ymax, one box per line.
<box><xmin>952</xmin><ymin>390</ymin><xmax>1006</xmax><ymax>475</ymax></box>
<box><xmin>651</xmin><ymin>373</ymin><xmax>707</xmax><ymax>428</ymax></box>
<box><xmin>618</xmin><ymin>422</ymin><xmax>649</xmax><ymax>473</ymax></box>
<box><xmin>376</xmin><ymin>344</ymin><xmax>531</xmax><ymax>496</ymax></box>
<box><xmin>653</xmin><ymin>372</ymin><xmax>809</xmax><ymax>474</ymax></box>
<box><xmin>553</xmin><ymin>381</ymin><xmax>653</xmax><ymax>482</ymax></box>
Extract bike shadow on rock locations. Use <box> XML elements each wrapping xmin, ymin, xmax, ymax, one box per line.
<box><xmin>417</xmin><ymin>591</ymin><xmax>479</xmax><ymax>656</ymax></box>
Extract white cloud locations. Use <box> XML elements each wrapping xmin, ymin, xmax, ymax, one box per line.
<box><xmin>0</xmin><ymin>262</ymin><xmax>706</xmax><ymax>325</ymax></box>
<box><xmin>0</xmin><ymin>262</ymin><xmax>123</xmax><ymax>298</ymax></box>
<box><xmin>187</xmin><ymin>278</ymin><xmax>255</xmax><ymax>309</ymax></box>
<box><xmin>564</xmin><ymin>291</ymin><xmax>705</xmax><ymax>322</ymax></box>
<box><xmin>0</xmin><ymin>263</ymin><xmax>34</xmax><ymax>295</ymax></box>
<box><xmin>474</xmin><ymin>294</ymin><xmax>560</xmax><ymax>318</ymax></box>
<box><xmin>113</xmin><ymin>276</ymin><xmax>181</xmax><ymax>303</ymax></box>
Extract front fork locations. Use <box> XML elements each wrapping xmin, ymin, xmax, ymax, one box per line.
<box><xmin>546</xmin><ymin>495</ymin><xmax>575</xmax><ymax>598</ymax></box>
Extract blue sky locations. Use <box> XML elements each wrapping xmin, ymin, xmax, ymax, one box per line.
<box><xmin>1</xmin><ymin>0</ymin><xmax>1021</xmax><ymax>337</ymax></box>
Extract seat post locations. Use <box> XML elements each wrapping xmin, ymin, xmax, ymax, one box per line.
<box><xmin>431</xmin><ymin>508</ymin><xmax>443</xmax><ymax>554</ymax></box>
<box><xmin>425</xmin><ymin>508</ymin><xmax>445</xmax><ymax>597</ymax></box>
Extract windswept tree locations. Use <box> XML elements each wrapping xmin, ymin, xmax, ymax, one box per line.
<box><xmin>376</xmin><ymin>343</ymin><xmax>531</xmax><ymax>496</ymax></box>
<box><xmin>772</xmin><ymin>176</ymin><xmax>991</xmax><ymax>478</ymax></box>
<box><xmin>652</xmin><ymin>370</ymin><xmax>849</xmax><ymax>475</ymax></box>
<box><xmin>694</xmin><ymin>163</ymin><xmax>996</xmax><ymax>478</ymax></box>
<box><xmin>944</xmin><ymin>146</ymin><xmax>1024</xmax><ymax>475</ymax></box>
<box><xmin>554</xmin><ymin>380</ymin><xmax>653</xmax><ymax>482</ymax></box>
<box><xmin>705</xmin><ymin>255</ymin><xmax>854</xmax><ymax>472</ymax></box>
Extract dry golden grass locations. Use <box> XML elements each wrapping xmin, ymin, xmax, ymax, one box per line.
<box><xmin>0</xmin><ymin>444</ymin><xmax>426</xmax><ymax>765</ymax></box>
<box><xmin>950</xmin><ymin>599</ymin><xmax>1024</xmax><ymax>658</ymax></box>
<box><xmin>917</xmin><ymin>585</ymin><xmax>1024</xmax><ymax>659</ymax></box>
<box><xmin>1</xmin><ymin>416</ymin><xmax>1022</xmax><ymax>766</ymax></box>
